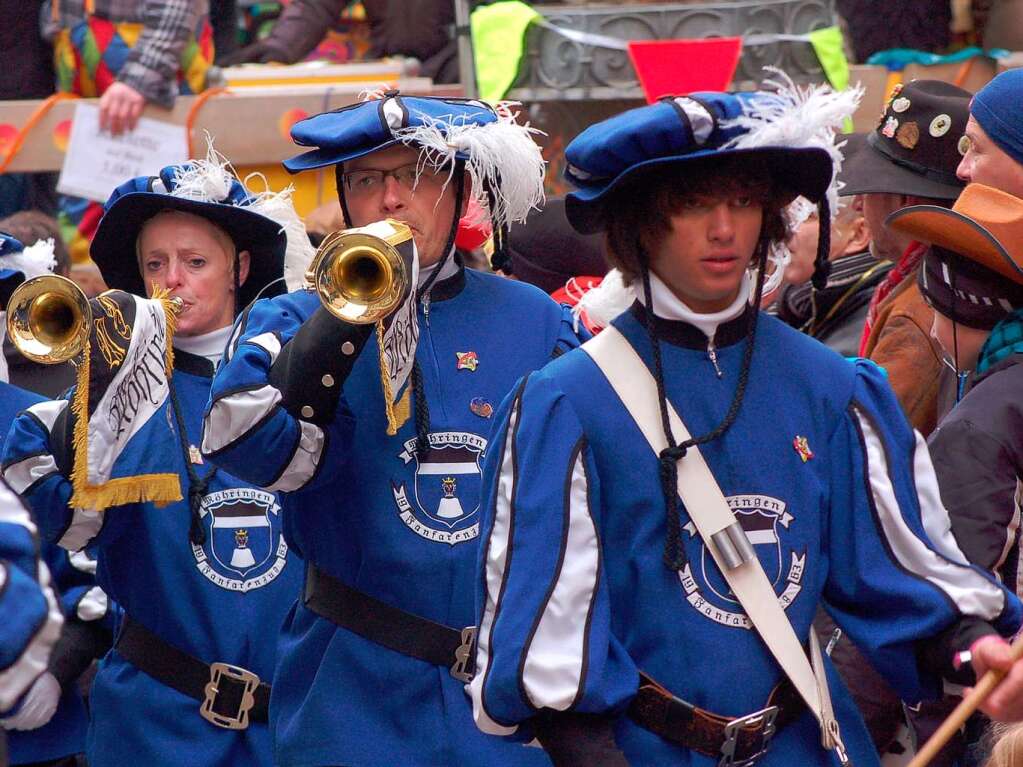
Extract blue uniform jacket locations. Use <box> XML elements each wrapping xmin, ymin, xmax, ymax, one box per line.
<box><xmin>0</xmin><ymin>476</ymin><xmax>62</xmax><ymax>715</ymax></box>
<box><xmin>2</xmin><ymin>381</ymin><xmax>89</xmax><ymax>765</ymax></box>
<box><xmin>2</xmin><ymin>352</ymin><xmax>302</xmax><ymax>767</ymax></box>
<box><xmin>471</xmin><ymin>304</ymin><xmax>1023</xmax><ymax>767</ymax></box>
<box><xmin>203</xmin><ymin>267</ymin><xmax>580</xmax><ymax>766</ymax></box>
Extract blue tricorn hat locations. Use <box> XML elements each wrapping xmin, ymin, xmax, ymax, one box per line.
<box><xmin>284</xmin><ymin>92</ymin><xmax>547</xmax><ymax>272</ymax></box>
<box><xmin>0</xmin><ymin>234</ymin><xmax>27</xmax><ymax>309</ymax></box>
<box><xmin>284</xmin><ymin>92</ymin><xmax>501</xmax><ymax>172</ymax></box>
<box><xmin>563</xmin><ymin>92</ymin><xmax>838</xmax><ymax>235</ymax></box>
<box><xmin>0</xmin><ymin>232</ymin><xmax>58</xmax><ymax>309</ymax></box>
<box><xmin>91</xmin><ymin>159</ymin><xmax>287</xmax><ymax>308</ymax></box>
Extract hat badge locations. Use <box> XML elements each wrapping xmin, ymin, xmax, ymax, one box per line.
<box><xmin>896</xmin><ymin>121</ymin><xmax>920</xmax><ymax>150</ymax></box>
<box><xmin>929</xmin><ymin>114</ymin><xmax>952</xmax><ymax>138</ymax></box>
<box><xmin>881</xmin><ymin>116</ymin><xmax>899</xmax><ymax>139</ymax></box>
<box><xmin>891</xmin><ymin>97</ymin><xmax>912</xmax><ymax>114</ymax></box>
<box><xmin>958</xmin><ymin>134</ymin><xmax>972</xmax><ymax>156</ymax></box>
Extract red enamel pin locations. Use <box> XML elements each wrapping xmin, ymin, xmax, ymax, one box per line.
<box><xmin>793</xmin><ymin>436</ymin><xmax>813</xmax><ymax>463</ymax></box>
<box><xmin>456</xmin><ymin>351</ymin><xmax>479</xmax><ymax>371</ymax></box>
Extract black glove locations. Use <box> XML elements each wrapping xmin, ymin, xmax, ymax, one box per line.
<box><xmin>218</xmin><ymin>39</ymin><xmax>294</xmax><ymax>67</ymax></box>
<box><xmin>268</xmin><ymin>307</ymin><xmax>373</xmax><ymax>426</ymax></box>
<box><xmin>534</xmin><ymin>711</ymin><xmax>631</xmax><ymax>767</ymax></box>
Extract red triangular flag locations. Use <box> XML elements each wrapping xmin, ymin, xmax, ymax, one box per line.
<box><xmin>627</xmin><ymin>37</ymin><xmax>743</xmax><ymax>103</ymax></box>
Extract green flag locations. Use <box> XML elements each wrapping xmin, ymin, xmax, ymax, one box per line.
<box><xmin>471</xmin><ymin>0</ymin><xmax>541</xmax><ymax>103</ymax></box>
<box><xmin>809</xmin><ymin>26</ymin><xmax>853</xmax><ymax>132</ymax></box>
<box><xmin>809</xmin><ymin>26</ymin><xmax>849</xmax><ymax>90</ymax></box>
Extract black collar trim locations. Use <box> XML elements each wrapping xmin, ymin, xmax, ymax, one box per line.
<box><xmin>426</xmin><ymin>253</ymin><xmax>467</xmax><ymax>303</ymax></box>
<box><xmin>174</xmin><ymin>349</ymin><xmax>215</xmax><ymax>378</ymax></box>
<box><xmin>628</xmin><ymin>300</ymin><xmax>753</xmax><ymax>350</ymax></box>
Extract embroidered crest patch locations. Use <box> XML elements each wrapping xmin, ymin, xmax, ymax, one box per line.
<box><xmin>677</xmin><ymin>494</ymin><xmax>806</xmax><ymax>629</ymax></box>
<box><xmin>191</xmin><ymin>487</ymin><xmax>289</xmax><ymax>592</ymax></box>
<box><xmin>391</xmin><ymin>431</ymin><xmax>487</xmax><ymax>545</ymax></box>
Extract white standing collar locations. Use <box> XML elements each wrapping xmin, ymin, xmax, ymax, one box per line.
<box><xmin>637</xmin><ymin>271</ymin><xmax>752</xmax><ymax>340</ymax></box>
<box><xmin>173</xmin><ymin>324</ymin><xmax>234</xmax><ymax>366</ymax></box>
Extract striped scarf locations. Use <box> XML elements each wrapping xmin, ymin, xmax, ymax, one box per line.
<box><xmin>977</xmin><ymin>307</ymin><xmax>1023</xmax><ymax>375</ymax></box>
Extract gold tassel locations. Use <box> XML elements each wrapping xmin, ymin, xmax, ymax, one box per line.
<box><xmin>376</xmin><ymin>320</ymin><xmax>411</xmax><ymax>436</ymax></box>
<box><xmin>68</xmin><ymin>337</ymin><xmax>92</xmax><ymax>509</ymax></box>
<box><xmin>151</xmin><ymin>285</ymin><xmax>179</xmax><ymax>377</ymax></box>
<box><xmin>71</xmin><ymin>474</ymin><xmax>183</xmax><ymax>511</ymax></box>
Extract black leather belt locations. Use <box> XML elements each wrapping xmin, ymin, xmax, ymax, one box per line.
<box><xmin>628</xmin><ymin>672</ymin><xmax>805</xmax><ymax>766</ymax></box>
<box><xmin>115</xmin><ymin>615</ymin><xmax>269</xmax><ymax>730</ymax></box>
<box><xmin>303</xmin><ymin>563</ymin><xmax>477</xmax><ymax>682</ymax></box>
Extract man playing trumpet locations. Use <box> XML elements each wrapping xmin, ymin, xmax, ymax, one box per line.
<box><xmin>2</xmin><ymin>154</ymin><xmax>306</xmax><ymax>767</ymax></box>
<box><xmin>202</xmin><ymin>92</ymin><xmax>579</xmax><ymax>766</ymax></box>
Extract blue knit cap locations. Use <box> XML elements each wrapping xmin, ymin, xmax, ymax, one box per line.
<box><xmin>972</xmin><ymin>69</ymin><xmax>1023</xmax><ymax>166</ymax></box>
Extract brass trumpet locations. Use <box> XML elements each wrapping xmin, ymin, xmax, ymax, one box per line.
<box><xmin>306</xmin><ymin>220</ymin><xmax>413</xmax><ymax>324</ymax></box>
<box><xmin>6</xmin><ymin>275</ymin><xmax>91</xmax><ymax>364</ymax></box>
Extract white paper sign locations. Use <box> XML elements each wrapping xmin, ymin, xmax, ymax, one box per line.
<box><xmin>57</xmin><ymin>102</ymin><xmax>189</xmax><ymax>202</ymax></box>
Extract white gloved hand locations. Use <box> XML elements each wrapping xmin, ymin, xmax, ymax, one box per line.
<box><xmin>0</xmin><ymin>671</ymin><xmax>60</xmax><ymax>731</ymax></box>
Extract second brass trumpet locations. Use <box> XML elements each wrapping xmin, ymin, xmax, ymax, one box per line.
<box><xmin>6</xmin><ymin>274</ymin><xmax>92</xmax><ymax>364</ymax></box>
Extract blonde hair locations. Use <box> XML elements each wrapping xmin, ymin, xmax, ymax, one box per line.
<box><xmin>135</xmin><ymin>209</ymin><xmax>237</xmax><ymax>272</ymax></box>
<box><xmin>986</xmin><ymin>723</ymin><xmax>1023</xmax><ymax>767</ymax></box>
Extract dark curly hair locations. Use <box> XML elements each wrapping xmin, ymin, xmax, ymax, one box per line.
<box><xmin>602</xmin><ymin>155</ymin><xmax>793</xmax><ymax>286</ymax></box>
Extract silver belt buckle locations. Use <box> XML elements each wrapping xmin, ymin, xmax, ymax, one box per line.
<box><xmin>200</xmin><ymin>662</ymin><xmax>259</xmax><ymax>730</ymax></box>
<box><xmin>450</xmin><ymin>626</ymin><xmax>477</xmax><ymax>683</ymax></box>
<box><xmin>719</xmin><ymin>705</ymin><xmax>779</xmax><ymax>767</ymax></box>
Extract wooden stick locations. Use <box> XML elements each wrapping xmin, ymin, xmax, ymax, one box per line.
<box><xmin>908</xmin><ymin>634</ymin><xmax>1023</xmax><ymax>767</ymax></box>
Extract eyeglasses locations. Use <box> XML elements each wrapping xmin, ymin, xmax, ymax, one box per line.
<box><xmin>342</xmin><ymin>162</ymin><xmax>442</xmax><ymax>198</ymax></box>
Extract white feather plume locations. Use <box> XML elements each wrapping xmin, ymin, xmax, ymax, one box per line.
<box><xmin>392</xmin><ymin>107</ymin><xmax>546</xmax><ymax>231</ymax></box>
<box><xmin>2</xmin><ymin>238</ymin><xmax>56</xmax><ymax>281</ymax></box>
<box><xmin>721</xmin><ymin>68</ymin><xmax>862</xmax><ymax>220</ymax></box>
<box><xmin>572</xmin><ymin>269</ymin><xmax>634</xmax><ymax>330</ymax></box>
<box><xmin>171</xmin><ymin>135</ymin><xmax>235</xmax><ymax>203</ymax></box>
<box><xmin>245</xmin><ymin>174</ymin><xmax>317</xmax><ymax>294</ymax></box>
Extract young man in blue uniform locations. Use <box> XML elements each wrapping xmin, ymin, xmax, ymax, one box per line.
<box><xmin>470</xmin><ymin>89</ymin><xmax>1023</xmax><ymax>765</ymax></box>
<box><xmin>2</xmin><ymin>160</ymin><xmax>305</xmax><ymax>767</ymax></box>
<box><xmin>202</xmin><ymin>92</ymin><xmax>578</xmax><ymax>766</ymax></box>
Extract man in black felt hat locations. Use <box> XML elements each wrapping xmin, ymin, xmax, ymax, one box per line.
<box><xmin>776</xmin><ymin>134</ymin><xmax>888</xmax><ymax>358</ymax></box>
<box><xmin>505</xmin><ymin>196</ymin><xmax>608</xmax><ymax>295</ymax></box>
<box><xmin>842</xmin><ymin>79</ymin><xmax>971</xmax><ymax>437</ymax></box>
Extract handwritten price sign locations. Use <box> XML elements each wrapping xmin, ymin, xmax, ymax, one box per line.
<box><xmin>57</xmin><ymin>102</ymin><xmax>189</xmax><ymax>202</ymax></box>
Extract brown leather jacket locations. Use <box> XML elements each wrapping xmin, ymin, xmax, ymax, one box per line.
<box><xmin>863</xmin><ymin>268</ymin><xmax>943</xmax><ymax>436</ymax></box>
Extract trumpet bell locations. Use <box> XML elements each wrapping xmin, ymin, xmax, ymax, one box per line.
<box><xmin>312</xmin><ymin>224</ymin><xmax>412</xmax><ymax>325</ymax></box>
<box><xmin>6</xmin><ymin>275</ymin><xmax>92</xmax><ymax>364</ymax></box>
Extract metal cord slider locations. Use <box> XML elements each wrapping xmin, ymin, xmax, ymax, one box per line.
<box><xmin>711</xmin><ymin>522</ymin><xmax>756</xmax><ymax>570</ymax></box>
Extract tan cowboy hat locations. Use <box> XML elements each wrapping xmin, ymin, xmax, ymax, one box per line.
<box><xmin>886</xmin><ymin>183</ymin><xmax>1023</xmax><ymax>286</ymax></box>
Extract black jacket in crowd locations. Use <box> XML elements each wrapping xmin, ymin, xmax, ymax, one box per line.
<box><xmin>778</xmin><ymin>250</ymin><xmax>893</xmax><ymax>358</ymax></box>
<box><xmin>929</xmin><ymin>353</ymin><xmax>1023</xmax><ymax>593</ymax></box>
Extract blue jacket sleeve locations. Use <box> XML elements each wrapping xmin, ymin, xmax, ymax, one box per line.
<box><xmin>469</xmin><ymin>372</ymin><xmax>636</xmax><ymax>738</ymax></box>
<box><xmin>553</xmin><ymin>304</ymin><xmax>589</xmax><ymax>358</ymax></box>
<box><xmin>821</xmin><ymin>360</ymin><xmax>1021</xmax><ymax>702</ymax></box>
<box><xmin>1</xmin><ymin>400</ymin><xmax>114</xmax><ymax>551</ymax></box>
<box><xmin>202</xmin><ymin>293</ymin><xmax>357</xmax><ymax>493</ymax></box>
<box><xmin>0</xmin><ymin>479</ymin><xmax>63</xmax><ymax>712</ymax></box>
